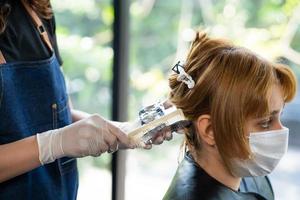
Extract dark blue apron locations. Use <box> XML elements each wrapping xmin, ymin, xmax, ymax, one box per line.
<box><xmin>0</xmin><ymin>2</ymin><xmax>79</xmax><ymax>199</ymax></box>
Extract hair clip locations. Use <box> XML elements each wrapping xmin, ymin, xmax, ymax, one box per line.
<box><xmin>172</xmin><ymin>61</ymin><xmax>195</xmax><ymax>89</ymax></box>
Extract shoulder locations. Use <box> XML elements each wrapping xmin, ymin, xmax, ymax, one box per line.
<box><xmin>163</xmin><ymin>153</ymin><xmax>244</xmax><ymax>200</ymax></box>
<box><xmin>1</xmin><ymin>1</ymin><xmax>56</xmax><ymax>40</ymax></box>
<box><xmin>0</xmin><ymin>1</ymin><xmax>63</xmax><ymax>65</ymax></box>
<box><xmin>162</xmin><ymin>153</ymin><xmax>275</xmax><ymax>200</ymax></box>
<box><xmin>241</xmin><ymin>176</ymin><xmax>274</xmax><ymax>199</ymax></box>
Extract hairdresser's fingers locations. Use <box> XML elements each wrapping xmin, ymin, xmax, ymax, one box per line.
<box><xmin>176</xmin><ymin>129</ymin><xmax>186</xmax><ymax>134</ymax></box>
<box><xmin>162</xmin><ymin>100</ymin><xmax>174</xmax><ymax>109</ymax></box>
<box><xmin>165</xmin><ymin>131</ymin><xmax>173</xmax><ymax>141</ymax></box>
<box><xmin>108</xmin><ymin>122</ymin><xmax>134</xmax><ymax>149</ymax></box>
<box><xmin>152</xmin><ymin>135</ymin><xmax>164</xmax><ymax>145</ymax></box>
<box><xmin>143</xmin><ymin>143</ymin><xmax>152</xmax><ymax>150</ymax></box>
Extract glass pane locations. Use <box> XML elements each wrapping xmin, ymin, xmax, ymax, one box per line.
<box><xmin>127</xmin><ymin>0</ymin><xmax>300</xmax><ymax>199</ymax></box>
<box><xmin>51</xmin><ymin>0</ymin><xmax>113</xmax><ymax>199</ymax></box>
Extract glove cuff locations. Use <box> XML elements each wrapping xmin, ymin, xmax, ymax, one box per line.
<box><xmin>36</xmin><ymin>129</ymin><xmax>64</xmax><ymax>165</ymax></box>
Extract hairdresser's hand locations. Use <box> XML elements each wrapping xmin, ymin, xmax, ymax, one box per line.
<box><xmin>70</xmin><ymin>110</ymin><xmax>171</xmax><ymax>150</ymax></box>
<box><xmin>150</xmin><ymin>130</ymin><xmax>173</xmax><ymax>146</ymax></box>
<box><xmin>110</xmin><ymin>121</ymin><xmax>173</xmax><ymax>150</ymax></box>
<box><xmin>36</xmin><ymin>114</ymin><xmax>134</xmax><ymax>165</ymax></box>
<box><xmin>152</xmin><ymin>99</ymin><xmax>174</xmax><ymax>141</ymax></box>
<box><xmin>145</xmin><ymin>99</ymin><xmax>174</xmax><ymax>148</ymax></box>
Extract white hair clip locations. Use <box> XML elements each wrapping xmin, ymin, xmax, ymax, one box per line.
<box><xmin>172</xmin><ymin>61</ymin><xmax>195</xmax><ymax>89</ymax></box>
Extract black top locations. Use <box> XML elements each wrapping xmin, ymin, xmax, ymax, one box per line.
<box><xmin>0</xmin><ymin>1</ymin><xmax>62</xmax><ymax>65</ymax></box>
<box><xmin>163</xmin><ymin>152</ymin><xmax>274</xmax><ymax>200</ymax></box>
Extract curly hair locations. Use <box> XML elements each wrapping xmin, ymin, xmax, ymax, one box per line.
<box><xmin>0</xmin><ymin>0</ymin><xmax>52</xmax><ymax>33</ymax></box>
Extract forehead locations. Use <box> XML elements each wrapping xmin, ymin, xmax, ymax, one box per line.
<box><xmin>269</xmin><ymin>84</ymin><xmax>284</xmax><ymax>111</ymax></box>
<box><xmin>246</xmin><ymin>83</ymin><xmax>284</xmax><ymax>130</ymax></box>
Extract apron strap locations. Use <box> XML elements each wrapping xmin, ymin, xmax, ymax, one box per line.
<box><xmin>0</xmin><ymin>51</ymin><xmax>6</xmax><ymax>64</ymax></box>
<box><xmin>0</xmin><ymin>1</ymin><xmax>53</xmax><ymax>64</ymax></box>
<box><xmin>21</xmin><ymin>0</ymin><xmax>53</xmax><ymax>52</ymax></box>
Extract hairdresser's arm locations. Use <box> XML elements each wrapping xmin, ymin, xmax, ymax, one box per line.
<box><xmin>0</xmin><ymin>136</ymin><xmax>40</xmax><ymax>183</ymax></box>
<box><xmin>71</xmin><ymin>109</ymin><xmax>90</xmax><ymax>122</ymax></box>
<box><xmin>0</xmin><ymin>98</ymin><xmax>78</xmax><ymax>182</ymax></box>
<box><xmin>0</xmin><ymin>112</ymin><xmax>132</xmax><ymax>183</ymax></box>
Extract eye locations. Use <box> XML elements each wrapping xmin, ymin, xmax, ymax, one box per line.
<box><xmin>259</xmin><ymin>117</ymin><xmax>274</xmax><ymax>129</ymax></box>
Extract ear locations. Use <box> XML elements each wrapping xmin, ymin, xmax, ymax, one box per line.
<box><xmin>195</xmin><ymin>115</ymin><xmax>215</xmax><ymax>146</ymax></box>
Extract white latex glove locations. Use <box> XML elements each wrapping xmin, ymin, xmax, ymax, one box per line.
<box><xmin>110</xmin><ymin>119</ymin><xmax>173</xmax><ymax>149</ymax></box>
<box><xmin>37</xmin><ymin>114</ymin><xmax>134</xmax><ymax>165</ymax></box>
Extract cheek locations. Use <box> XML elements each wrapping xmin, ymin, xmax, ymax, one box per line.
<box><xmin>244</xmin><ymin>120</ymin><xmax>257</xmax><ymax>136</ymax></box>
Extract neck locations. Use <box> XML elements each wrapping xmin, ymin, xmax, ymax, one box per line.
<box><xmin>192</xmin><ymin>148</ymin><xmax>241</xmax><ymax>191</ymax></box>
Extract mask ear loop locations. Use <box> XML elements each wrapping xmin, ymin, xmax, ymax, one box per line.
<box><xmin>172</xmin><ymin>61</ymin><xmax>195</xmax><ymax>89</ymax></box>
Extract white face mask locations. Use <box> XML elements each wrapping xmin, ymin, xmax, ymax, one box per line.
<box><xmin>231</xmin><ymin>127</ymin><xmax>289</xmax><ymax>177</ymax></box>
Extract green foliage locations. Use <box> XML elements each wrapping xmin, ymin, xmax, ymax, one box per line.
<box><xmin>51</xmin><ymin>0</ymin><xmax>300</xmax><ymax>169</ymax></box>
<box><xmin>128</xmin><ymin>0</ymin><xmax>300</xmax><ymax>116</ymax></box>
<box><xmin>52</xmin><ymin>0</ymin><xmax>114</xmax><ymax>169</ymax></box>
<box><xmin>52</xmin><ymin>0</ymin><xmax>113</xmax><ymax>118</ymax></box>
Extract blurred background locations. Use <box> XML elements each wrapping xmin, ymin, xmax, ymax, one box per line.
<box><xmin>51</xmin><ymin>0</ymin><xmax>300</xmax><ymax>199</ymax></box>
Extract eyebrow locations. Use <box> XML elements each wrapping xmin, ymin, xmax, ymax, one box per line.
<box><xmin>270</xmin><ymin>110</ymin><xmax>280</xmax><ymax>116</ymax></box>
<box><xmin>255</xmin><ymin>106</ymin><xmax>284</xmax><ymax>121</ymax></box>
<box><xmin>259</xmin><ymin>109</ymin><xmax>282</xmax><ymax>120</ymax></box>
<box><xmin>269</xmin><ymin>104</ymin><xmax>285</xmax><ymax>116</ymax></box>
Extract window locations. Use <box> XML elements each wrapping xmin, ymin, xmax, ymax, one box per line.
<box><xmin>52</xmin><ymin>0</ymin><xmax>114</xmax><ymax>199</ymax></box>
<box><xmin>52</xmin><ymin>0</ymin><xmax>300</xmax><ymax>199</ymax></box>
<box><xmin>127</xmin><ymin>0</ymin><xmax>300</xmax><ymax>199</ymax></box>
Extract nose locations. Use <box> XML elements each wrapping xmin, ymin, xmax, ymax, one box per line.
<box><xmin>274</xmin><ymin>120</ymin><xmax>284</xmax><ymax>130</ymax></box>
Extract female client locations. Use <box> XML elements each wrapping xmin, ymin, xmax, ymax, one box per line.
<box><xmin>163</xmin><ymin>31</ymin><xmax>297</xmax><ymax>200</ymax></box>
